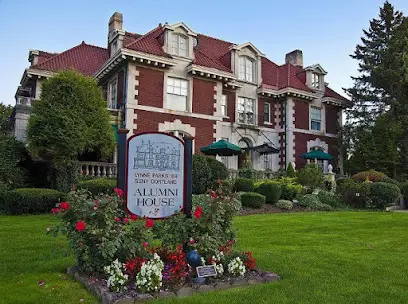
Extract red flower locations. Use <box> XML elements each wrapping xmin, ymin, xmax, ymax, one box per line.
<box><xmin>189</xmin><ymin>238</ymin><xmax>195</xmax><ymax>245</ymax></box>
<box><xmin>193</xmin><ymin>206</ymin><xmax>203</xmax><ymax>219</ymax></box>
<box><xmin>210</xmin><ymin>191</ymin><xmax>217</xmax><ymax>199</ymax></box>
<box><xmin>75</xmin><ymin>221</ymin><xmax>86</xmax><ymax>232</ymax></box>
<box><xmin>51</xmin><ymin>208</ymin><xmax>59</xmax><ymax>214</ymax></box>
<box><xmin>115</xmin><ymin>217</ymin><xmax>120</xmax><ymax>222</ymax></box>
<box><xmin>131</xmin><ymin>214</ymin><xmax>137</xmax><ymax>221</ymax></box>
<box><xmin>113</xmin><ymin>188</ymin><xmax>124</xmax><ymax>197</ymax></box>
<box><xmin>123</xmin><ymin>218</ymin><xmax>129</xmax><ymax>224</ymax></box>
<box><xmin>143</xmin><ymin>242</ymin><xmax>149</xmax><ymax>247</ymax></box>
<box><xmin>60</xmin><ymin>202</ymin><xmax>69</xmax><ymax>210</ymax></box>
<box><xmin>145</xmin><ymin>219</ymin><xmax>154</xmax><ymax>228</ymax></box>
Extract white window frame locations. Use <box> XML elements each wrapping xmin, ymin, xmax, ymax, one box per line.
<box><xmin>264</xmin><ymin>102</ymin><xmax>271</xmax><ymax>123</ymax></box>
<box><xmin>108</xmin><ymin>78</ymin><xmax>117</xmax><ymax>109</ymax></box>
<box><xmin>310</xmin><ymin>106</ymin><xmax>322</xmax><ymax>131</ymax></box>
<box><xmin>221</xmin><ymin>137</ymin><xmax>229</xmax><ymax>168</ymax></box>
<box><xmin>166</xmin><ymin>77</ymin><xmax>188</xmax><ymax>112</ymax></box>
<box><xmin>311</xmin><ymin>73</ymin><xmax>320</xmax><ymax>89</ymax></box>
<box><xmin>239</xmin><ymin>56</ymin><xmax>254</xmax><ymax>82</ymax></box>
<box><xmin>171</xmin><ymin>34</ymin><xmax>188</xmax><ymax>57</ymax></box>
<box><xmin>221</xmin><ymin>94</ymin><xmax>228</xmax><ymax>117</ymax></box>
<box><xmin>237</xmin><ymin>97</ymin><xmax>256</xmax><ymax>125</ymax></box>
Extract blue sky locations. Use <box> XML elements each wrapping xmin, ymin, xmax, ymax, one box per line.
<box><xmin>0</xmin><ymin>0</ymin><xmax>407</xmax><ymax>105</ymax></box>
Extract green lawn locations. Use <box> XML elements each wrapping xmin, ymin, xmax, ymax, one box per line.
<box><xmin>1</xmin><ymin>212</ymin><xmax>408</xmax><ymax>304</ymax></box>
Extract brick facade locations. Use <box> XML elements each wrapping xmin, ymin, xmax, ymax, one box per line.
<box><xmin>294</xmin><ymin>99</ymin><xmax>309</xmax><ymax>130</ymax></box>
<box><xmin>325</xmin><ymin>104</ymin><xmax>338</xmax><ymax>134</ymax></box>
<box><xmin>137</xmin><ymin>67</ymin><xmax>164</xmax><ymax>108</ymax></box>
<box><xmin>192</xmin><ymin>78</ymin><xmax>216</xmax><ymax>115</ymax></box>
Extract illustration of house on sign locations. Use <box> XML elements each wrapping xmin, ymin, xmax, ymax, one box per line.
<box><xmin>133</xmin><ymin>140</ymin><xmax>181</xmax><ymax>171</ymax></box>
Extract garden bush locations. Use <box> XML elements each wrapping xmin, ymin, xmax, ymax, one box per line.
<box><xmin>368</xmin><ymin>182</ymin><xmax>401</xmax><ymax>210</ymax></box>
<box><xmin>255</xmin><ymin>181</ymin><xmax>281</xmax><ymax>204</ymax></box>
<box><xmin>0</xmin><ymin>136</ymin><xmax>28</xmax><ymax>188</ymax></box>
<box><xmin>241</xmin><ymin>192</ymin><xmax>265</xmax><ymax>208</ymax></box>
<box><xmin>286</xmin><ymin>163</ymin><xmax>296</xmax><ymax>177</ymax></box>
<box><xmin>1</xmin><ymin>188</ymin><xmax>66</xmax><ymax>215</ymax></box>
<box><xmin>77</xmin><ymin>178</ymin><xmax>116</xmax><ymax>195</ymax></box>
<box><xmin>192</xmin><ymin>155</ymin><xmax>212</xmax><ymax>194</ymax></box>
<box><xmin>275</xmin><ymin>177</ymin><xmax>304</xmax><ymax>200</ymax></box>
<box><xmin>351</xmin><ymin>170</ymin><xmax>387</xmax><ymax>182</ymax></box>
<box><xmin>297</xmin><ymin>164</ymin><xmax>324</xmax><ymax>191</ymax></box>
<box><xmin>317</xmin><ymin>190</ymin><xmax>340</xmax><ymax>208</ymax></box>
<box><xmin>205</xmin><ymin>157</ymin><xmax>229</xmax><ymax>186</ymax></box>
<box><xmin>296</xmin><ymin>194</ymin><xmax>333</xmax><ymax>211</ymax></box>
<box><xmin>399</xmin><ymin>181</ymin><xmax>408</xmax><ymax>208</ymax></box>
<box><xmin>337</xmin><ymin>179</ymin><xmax>370</xmax><ymax>209</ymax></box>
<box><xmin>276</xmin><ymin>199</ymin><xmax>293</xmax><ymax>210</ymax></box>
<box><xmin>234</xmin><ymin>178</ymin><xmax>254</xmax><ymax>192</ymax></box>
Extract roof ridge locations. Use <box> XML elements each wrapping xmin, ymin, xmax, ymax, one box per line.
<box><xmin>197</xmin><ymin>33</ymin><xmax>234</xmax><ymax>46</ymax></box>
<box><xmin>124</xmin><ymin>25</ymin><xmax>162</xmax><ymax>48</ymax></box>
<box><xmin>80</xmin><ymin>41</ymin><xmax>107</xmax><ymax>51</ymax></box>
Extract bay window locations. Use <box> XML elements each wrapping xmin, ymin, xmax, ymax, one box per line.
<box><xmin>166</xmin><ymin>77</ymin><xmax>188</xmax><ymax>112</ymax></box>
<box><xmin>237</xmin><ymin>97</ymin><xmax>255</xmax><ymax>125</ymax></box>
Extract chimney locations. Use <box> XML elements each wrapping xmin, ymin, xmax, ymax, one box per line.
<box><xmin>28</xmin><ymin>50</ymin><xmax>40</xmax><ymax>66</ymax></box>
<box><xmin>108</xmin><ymin>12</ymin><xmax>123</xmax><ymax>37</ymax></box>
<box><xmin>285</xmin><ymin>50</ymin><xmax>303</xmax><ymax>67</ymax></box>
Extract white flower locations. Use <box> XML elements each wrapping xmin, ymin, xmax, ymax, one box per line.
<box><xmin>227</xmin><ymin>257</ymin><xmax>246</xmax><ymax>277</ymax></box>
<box><xmin>104</xmin><ymin>259</ymin><xmax>128</xmax><ymax>292</ymax></box>
<box><xmin>136</xmin><ymin>255</ymin><xmax>164</xmax><ymax>293</ymax></box>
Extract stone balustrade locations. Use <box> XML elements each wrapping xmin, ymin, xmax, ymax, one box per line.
<box><xmin>78</xmin><ymin>162</ymin><xmax>117</xmax><ymax>178</ymax></box>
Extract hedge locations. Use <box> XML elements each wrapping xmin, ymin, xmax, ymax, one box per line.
<box><xmin>241</xmin><ymin>192</ymin><xmax>265</xmax><ymax>208</ymax></box>
<box><xmin>234</xmin><ymin>178</ymin><xmax>254</xmax><ymax>192</ymax></box>
<box><xmin>337</xmin><ymin>179</ymin><xmax>370</xmax><ymax>209</ymax></box>
<box><xmin>77</xmin><ymin>178</ymin><xmax>116</xmax><ymax>196</ymax></box>
<box><xmin>368</xmin><ymin>182</ymin><xmax>400</xmax><ymax>210</ymax></box>
<box><xmin>192</xmin><ymin>155</ymin><xmax>212</xmax><ymax>194</ymax></box>
<box><xmin>400</xmin><ymin>181</ymin><xmax>408</xmax><ymax>208</ymax></box>
<box><xmin>205</xmin><ymin>157</ymin><xmax>229</xmax><ymax>185</ymax></box>
<box><xmin>255</xmin><ymin>181</ymin><xmax>281</xmax><ymax>204</ymax></box>
<box><xmin>297</xmin><ymin>194</ymin><xmax>333</xmax><ymax>211</ymax></box>
<box><xmin>1</xmin><ymin>188</ymin><xmax>66</xmax><ymax>215</ymax></box>
<box><xmin>276</xmin><ymin>199</ymin><xmax>293</xmax><ymax>210</ymax></box>
<box><xmin>317</xmin><ymin>190</ymin><xmax>340</xmax><ymax>208</ymax></box>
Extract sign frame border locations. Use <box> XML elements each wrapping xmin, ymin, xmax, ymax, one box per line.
<box><xmin>124</xmin><ymin>131</ymin><xmax>187</xmax><ymax>219</ymax></box>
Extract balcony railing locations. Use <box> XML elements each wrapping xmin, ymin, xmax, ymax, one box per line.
<box><xmin>78</xmin><ymin>162</ymin><xmax>117</xmax><ymax>178</ymax></box>
<box><xmin>16</xmin><ymin>97</ymin><xmax>32</xmax><ymax>106</ymax></box>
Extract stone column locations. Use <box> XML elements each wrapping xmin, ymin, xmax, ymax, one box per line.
<box><xmin>285</xmin><ymin>97</ymin><xmax>295</xmax><ymax>169</ymax></box>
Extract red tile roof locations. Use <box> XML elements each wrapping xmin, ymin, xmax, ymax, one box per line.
<box><xmin>31</xmin><ymin>42</ymin><xmax>108</xmax><ymax>76</ymax></box>
<box><xmin>324</xmin><ymin>86</ymin><xmax>348</xmax><ymax>102</ymax></box>
<box><xmin>123</xmin><ymin>31</ymin><xmax>142</xmax><ymax>47</ymax></box>
<box><xmin>124</xmin><ymin>26</ymin><xmax>171</xmax><ymax>57</ymax></box>
<box><xmin>37</xmin><ymin>51</ymin><xmax>59</xmax><ymax>64</ymax></box>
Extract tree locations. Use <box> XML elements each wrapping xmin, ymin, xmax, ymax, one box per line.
<box><xmin>0</xmin><ymin>102</ymin><xmax>13</xmax><ymax>136</ymax></box>
<box><xmin>0</xmin><ymin>135</ymin><xmax>28</xmax><ymax>188</ymax></box>
<box><xmin>27</xmin><ymin>71</ymin><xmax>115</xmax><ymax>191</ymax></box>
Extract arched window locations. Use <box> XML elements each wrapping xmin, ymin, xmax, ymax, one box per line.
<box><xmin>171</xmin><ymin>34</ymin><xmax>188</xmax><ymax>57</ymax></box>
<box><xmin>168</xmin><ymin>130</ymin><xmax>189</xmax><ymax>140</ymax></box>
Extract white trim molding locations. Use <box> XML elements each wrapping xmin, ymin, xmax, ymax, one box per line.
<box><xmin>158</xmin><ymin>119</ymin><xmax>196</xmax><ymax>137</ymax></box>
<box><xmin>187</xmin><ymin>64</ymin><xmax>236</xmax><ymax>82</ymax></box>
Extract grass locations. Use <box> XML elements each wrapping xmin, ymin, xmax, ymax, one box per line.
<box><xmin>1</xmin><ymin>212</ymin><xmax>408</xmax><ymax>303</ymax></box>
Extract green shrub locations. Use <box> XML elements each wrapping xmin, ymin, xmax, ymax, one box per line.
<box><xmin>77</xmin><ymin>178</ymin><xmax>116</xmax><ymax>196</ymax></box>
<box><xmin>400</xmin><ymin>181</ymin><xmax>408</xmax><ymax>208</ymax></box>
<box><xmin>205</xmin><ymin>157</ymin><xmax>229</xmax><ymax>186</ymax></box>
<box><xmin>1</xmin><ymin>188</ymin><xmax>66</xmax><ymax>215</ymax></box>
<box><xmin>275</xmin><ymin>177</ymin><xmax>304</xmax><ymax>200</ymax></box>
<box><xmin>241</xmin><ymin>192</ymin><xmax>265</xmax><ymax>208</ymax></box>
<box><xmin>297</xmin><ymin>164</ymin><xmax>324</xmax><ymax>191</ymax></box>
<box><xmin>368</xmin><ymin>182</ymin><xmax>400</xmax><ymax>210</ymax></box>
<box><xmin>255</xmin><ymin>181</ymin><xmax>281</xmax><ymax>204</ymax></box>
<box><xmin>0</xmin><ymin>136</ymin><xmax>28</xmax><ymax>188</ymax></box>
<box><xmin>317</xmin><ymin>190</ymin><xmax>340</xmax><ymax>208</ymax></box>
<box><xmin>192</xmin><ymin>155</ymin><xmax>212</xmax><ymax>194</ymax></box>
<box><xmin>276</xmin><ymin>199</ymin><xmax>293</xmax><ymax>210</ymax></box>
<box><xmin>234</xmin><ymin>178</ymin><xmax>254</xmax><ymax>192</ymax></box>
<box><xmin>286</xmin><ymin>163</ymin><xmax>296</xmax><ymax>177</ymax></box>
<box><xmin>337</xmin><ymin>179</ymin><xmax>370</xmax><ymax>209</ymax></box>
<box><xmin>192</xmin><ymin>194</ymin><xmax>209</xmax><ymax>208</ymax></box>
<box><xmin>351</xmin><ymin>170</ymin><xmax>388</xmax><ymax>182</ymax></box>
<box><xmin>297</xmin><ymin>194</ymin><xmax>333</xmax><ymax>211</ymax></box>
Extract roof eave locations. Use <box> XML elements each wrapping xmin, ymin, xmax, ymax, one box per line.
<box><xmin>322</xmin><ymin>97</ymin><xmax>352</xmax><ymax>108</ymax></box>
<box><xmin>258</xmin><ymin>86</ymin><xmax>316</xmax><ymax>100</ymax></box>
<box><xmin>187</xmin><ymin>64</ymin><xmax>236</xmax><ymax>82</ymax></box>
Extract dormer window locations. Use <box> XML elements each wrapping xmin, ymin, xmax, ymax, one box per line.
<box><xmin>239</xmin><ymin>56</ymin><xmax>254</xmax><ymax>82</ymax></box>
<box><xmin>312</xmin><ymin>73</ymin><xmax>320</xmax><ymax>89</ymax></box>
<box><xmin>171</xmin><ymin>34</ymin><xmax>188</xmax><ymax>57</ymax></box>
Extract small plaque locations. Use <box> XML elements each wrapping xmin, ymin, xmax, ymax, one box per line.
<box><xmin>196</xmin><ymin>265</ymin><xmax>217</xmax><ymax>278</ymax></box>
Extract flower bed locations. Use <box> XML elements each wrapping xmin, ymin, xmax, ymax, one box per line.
<box><xmin>49</xmin><ymin>181</ymin><xmax>280</xmax><ymax>302</ymax></box>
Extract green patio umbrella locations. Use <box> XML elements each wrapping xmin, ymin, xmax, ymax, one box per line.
<box><xmin>301</xmin><ymin>150</ymin><xmax>333</xmax><ymax>160</ymax></box>
<box><xmin>200</xmin><ymin>140</ymin><xmax>242</xmax><ymax>156</ymax></box>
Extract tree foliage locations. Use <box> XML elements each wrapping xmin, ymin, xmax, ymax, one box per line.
<box><xmin>27</xmin><ymin>71</ymin><xmax>115</xmax><ymax>191</ymax></box>
<box><xmin>0</xmin><ymin>102</ymin><xmax>13</xmax><ymax>136</ymax></box>
<box><xmin>0</xmin><ymin>136</ymin><xmax>28</xmax><ymax>188</ymax></box>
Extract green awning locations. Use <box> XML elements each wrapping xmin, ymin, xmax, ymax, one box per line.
<box><xmin>112</xmin><ymin>124</ymin><xmax>118</xmax><ymax>143</ymax></box>
<box><xmin>200</xmin><ymin>140</ymin><xmax>242</xmax><ymax>156</ymax></box>
<box><xmin>301</xmin><ymin>150</ymin><xmax>333</xmax><ymax>160</ymax></box>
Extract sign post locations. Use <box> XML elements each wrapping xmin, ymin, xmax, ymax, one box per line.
<box><xmin>183</xmin><ymin>135</ymin><xmax>193</xmax><ymax>217</ymax></box>
<box><xmin>116</xmin><ymin>129</ymin><xmax>129</xmax><ymax>191</ymax></box>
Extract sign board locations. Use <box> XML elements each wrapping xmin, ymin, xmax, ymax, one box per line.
<box><xmin>196</xmin><ymin>265</ymin><xmax>217</xmax><ymax>278</ymax></box>
<box><xmin>126</xmin><ymin>132</ymin><xmax>185</xmax><ymax>218</ymax></box>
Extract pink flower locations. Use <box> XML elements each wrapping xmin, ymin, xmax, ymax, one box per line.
<box><xmin>51</xmin><ymin>208</ymin><xmax>59</xmax><ymax>214</ymax></box>
<box><xmin>210</xmin><ymin>191</ymin><xmax>217</xmax><ymax>199</ymax></box>
<box><xmin>189</xmin><ymin>238</ymin><xmax>195</xmax><ymax>245</ymax></box>
<box><xmin>123</xmin><ymin>218</ymin><xmax>129</xmax><ymax>224</ymax></box>
<box><xmin>115</xmin><ymin>217</ymin><xmax>120</xmax><ymax>222</ymax></box>
<box><xmin>193</xmin><ymin>206</ymin><xmax>203</xmax><ymax>219</ymax></box>
<box><xmin>143</xmin><ymin>242</ymin><xmax>149</xmax><ymax>247</ymax></box>
<box><xmin>60</xmin><ymin>202</ymin><xmax>69</xmax><ymax>210</ymax></box>
<box><xmin>145</xmin><ymin>219</ymin><xmax>154</xmax><ymax>228</ymax></box>
<box><xmin>114</xmin><ymin>188</ymin><xmax>124</xmax><ymax>197</ymax></box>
<box><xmin>93</xmin><ymin>206</ymin><xmax>98</xmax><ymax>211</ymax></box>
<box><xmin>131</xmin><ymin>214</ymin><xmax>137</xmax><ymax>221</ymax></box>
<box><xmin>75</xmin><ymin>221</ymin><xmax>86</xmax><ymax>232</ymax></box>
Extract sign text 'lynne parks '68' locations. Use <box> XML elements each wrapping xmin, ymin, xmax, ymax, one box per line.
<box><xmin>126</xmin><ymin>132</ymin><xmax>185</xmax><ymax>218</ymax></box>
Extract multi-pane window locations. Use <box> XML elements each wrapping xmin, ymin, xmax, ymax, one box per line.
<box><xmin>168</xmin><ymin>130</ymin><xmax>187</xmax><ymax>139</ymax></box>
<box><xmin>171</xmin><ymin>34</ymin><xmax>188</xmax><ymax>57</ymax></box>
<box><xmin>310</xmin><ymin>106</ymin><xmax>322</xmax><ymax>131</ymax></box>
<box><xmin>239</xmin><ymin>57</ymin><xmax>254</xmax><ymax>82</ymax></box>
<box><xmin>166</xmin><ymin>77</ymin><xmax>188</xmax><ymax>112</ymax></box>
<box><xmin>311</xmin><ymin>73</ymin><xmax>320</xmax><ymax>89</ymax></box>
<box><xmin>108</xmin><ymin>78</ymin><xmax>117</xmax><ymax>109</ymax></box>
<box><xmin>264</xmin><ymin>102</ymin><xmax>271</xmax><ymax>123</ymax></box>
<box><xmin>237</xmin><ymin>97</ymin><xmax>255</xmax><ymax>125</ymax></box>
<box><xmin>221</xmin><ymin>137</ymin><xmax>229</xmax><ymax>168</ymax></box>
<box><xmin>221</xmin><ymin>94</ymin><xmax>227</xmax><ymax>116</ymax></box>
